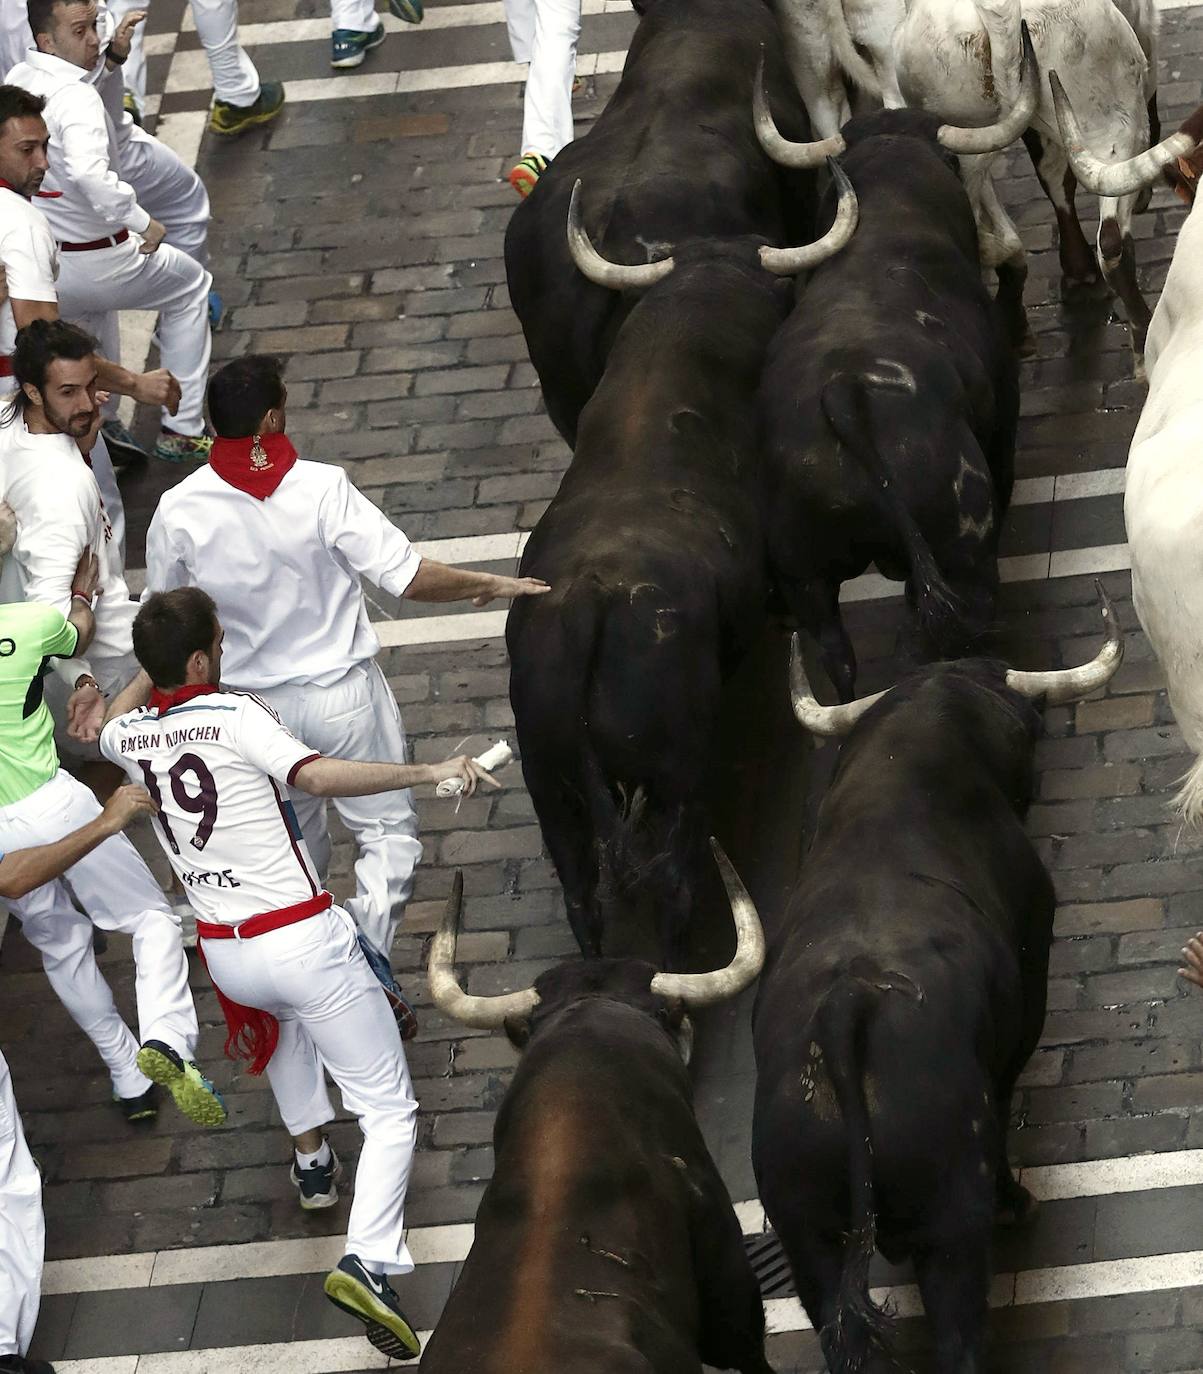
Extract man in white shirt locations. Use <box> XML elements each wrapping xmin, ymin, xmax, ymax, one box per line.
<box><xmin>106</xmin><ymin>0</ymin><xmax>284</xmax><ymax>137</ymax></box>
<box><xmin>102</xmin><ymin>587</ymin><xmax>497</xmax><ymax>1363</ymax></box>
<box><xmin>9</xmin><ymin>0</ymin><xmax>213</xmax><ymax>463</ymax></box>
<box><xmin>0</xmin><ymin>82</ymin><xmax>181</xmax><ymax>553</ymax></box>
<box><xmin>143</xmin><ymin>354</ymin><xmax>550</xmax><ymax>969</ymax></box>
<box><xmin>0</xmin><ymin>780</ymin><xmax>166</xmax><ymax>1374</ymax></box>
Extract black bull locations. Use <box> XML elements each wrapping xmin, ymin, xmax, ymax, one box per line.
<box><xmin>504</xmin><ymin>0</ymin><xmax>814</xmax><ymax>446</ymax></box>
<box><xmin>422</xmin><ymin>862</ymin><xmax>774</xmax><ymax>1374</ymax></box>
<box><xmin>752</xmin><ymin>603</ymin><xmax>1122</xmax><ymax>1373</ymax></box>
<box><xmin>507</xmin><ymin>246</ymin><xmax>790</xmax><ymax>965</ymax></box>
<box><xmin>757</xmin><ymin>110</ymin><xmax>1020</xmax><ymax>702</ymax></box>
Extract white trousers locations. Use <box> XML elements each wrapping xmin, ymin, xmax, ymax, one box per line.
<box><xmin>0</xmin><ymin>771</ymin><xmax>198</xmax><ymax>1099</ymax></box>
<box><xmin>505</xmin><ymin>0</ymin><xmax>580</xmax><ymax>158</ymax></box>
<box><xmin>201</xmin><ymin>905</ymin><xmax>417</xmax><ymax>1273</ymax></box>
<box><xmin>87</xmin><ymin>431</ymin><xmax>125</xmax><ymax>565</ymax></box>
<box><xmin>255</xmin><ymin>662</ymin><xmax>422</xmax><ymax>960</ymax></box>
<box><xmin>332</xmin><ymin>0</ymin><xmax>380</xmax><ymax>31</ymax></box>
<box><xmin>56</xmin><ymin>237</ymin><xmax>212</xmax><ymax>436</ymax></box>
<box><xmin>0</xmin><ymin>1051</ymin><xmax>42</xmax><ymax>1359</ymax></box>
<box><xmin>121</xmin><ymin>126</ymin><xmax>211</xmax><ymax>268</ymax></box>
<box><xmin>114</xmin><ymin>0</ymin><xmax>262</xmax><ymax>108</ymax></box>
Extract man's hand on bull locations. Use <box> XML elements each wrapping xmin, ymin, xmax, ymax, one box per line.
<box><xmin>402</xmin><ymin>557</ymin><xmax>551</xmax><ymax>607</ymax></box>
<box><xmin>471</xmin><ymin>574</ymin><xmax>551</xmax><ymax>607</ymax></box>
<box><xmin>1178</xmin><ymin>934</ymin><xmax>1203</xmax><ymax>989</ymax></box>
<box><xmin>427</xmin><ymin>756</ymin><xmax>502</xmax><ymax>798</ymax></box>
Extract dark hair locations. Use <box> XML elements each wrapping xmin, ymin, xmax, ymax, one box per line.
<box><xmin>132</xmin><ymin>588</ymin><xmax>220</xmax><ymax>690</ymax></box>
<box><xmin>2</xmin><ymin>318</ymin><xmax>97</xmax><ymax>426</ymax></box>
<box><xmin>27</xmin><ymin>0</ymin><xmax>83</xmax><ymax>41</ymax></box>
<box><xmin>206</xmin><ymin>355</ymin><xmax>285</xmax><ymax>438</ymax></box>
<box><xmin>0</xmin><ymin>86</ymin><xmax>46</xmax><ymax>129</ymax></box>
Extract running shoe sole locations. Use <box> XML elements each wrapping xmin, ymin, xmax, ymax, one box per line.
<box><xmin>136</xmin><ymin>1044</ymin><xmax>227</xmax><ymax>1127</ymax></box>
<box><xmin>323</xmin><ymin>1271</ymin><xmax>421</xmax><ymax>1361</ymax></box>
<box><xmin>289</xmin><ymin>1157</ymin><xmax>344</xmax><ymax>1210</ymax></box>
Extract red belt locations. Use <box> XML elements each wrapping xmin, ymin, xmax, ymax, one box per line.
<box><xmin>59</xmin><ymin>229</ymin><xmax>129</xmax><ymax>252</ymax></box>
<box><xmin>196</xmin><ymin>890</ymin><xmax>332</xmax><ymax>942</ymax></box>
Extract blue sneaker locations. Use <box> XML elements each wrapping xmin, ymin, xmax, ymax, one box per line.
<box><xmin>208</xmin><ymin>289</ymin><xmax>224</xmax><ymax>329</ymax></box>
<box><xmin>324</xmin><ymin>1254</ymin><xmax>421</xmax><ymax>1360</ymax></box>
<box><xmin>388</xmin><ymin>0</ymin><xmax>424</xmax><ymax>21</ymax></box>
<box><xmin>331</xmin><ymin>22</ymin><xmax>386</xmax><ymax>68</ymax></box>
<box><xmin>290</xmin><ymin>1140</ymin><xmax>342</xmax><ymax>1210</ymax></box>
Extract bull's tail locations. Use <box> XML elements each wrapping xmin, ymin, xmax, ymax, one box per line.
<box><xmin>811</xmin><ymin>980</ymin><xmax>898</xmax><ymax>1373</ymax></box>
<box><xmin>821</xmin><ymin>373</ymin><xmax>968</xmax><ymax>655</ymax></box>
<box><xmin>970</xmin><ymin>0</ymin><xmax>1024</xmax><ymax>109</ymax></box>
<box><xmin>819</xmin><ymin>0</ymin><xmax>882</xmax><ymax>97</ymax></box>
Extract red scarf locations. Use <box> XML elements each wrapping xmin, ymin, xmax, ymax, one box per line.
<box><xmin>0</xmin><ymin>177</ymin><xmax>61</xmax><ymax>199</ymax></box>
<box><xmin>209</xmin><ymin>432</ymin><xmax>297</xmax><ymax>500</ymax></box>
<box><xmin>148</xmin><ymin>682</ymin><xmax>221</xmax><ymax>715</ymax></box>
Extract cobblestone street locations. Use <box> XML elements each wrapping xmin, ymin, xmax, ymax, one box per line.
<box><xmin>4</xmin><ymin>0</ymin><xmax>1203</xmax><ymax>1368</ymax></box>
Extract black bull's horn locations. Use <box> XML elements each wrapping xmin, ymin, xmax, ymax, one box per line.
<box><xmin>1049</xmin><ymin>70</ymin><xmax>1203</xmax><ymax>198</ymax></box>
<box><xmin>565</xmin><ymin>168</ymin><xmax>858</xmax><ymax>284</ymax></box>
<box><xmin>428</xmin><ymin>840</ymin><xmax>766</xmax><ymax>1028</ymax></box>
<box><xmin>753</xmin><ymin>23</ymin><xmax>1039</xmax><ymax>164</ymax></box>
<box><xmin>790</xmin><ymin>581</ymin><xmax>1124</xmax><ymax>738</ymax></box>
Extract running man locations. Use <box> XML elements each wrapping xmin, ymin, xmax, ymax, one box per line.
<box><xmin>102</xmin><ymin>587</ymin><xmax>498</xmax><ymax>1361</ymax></box>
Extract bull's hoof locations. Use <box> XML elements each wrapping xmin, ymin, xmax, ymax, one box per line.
<box><xmin>996</xmin><ymin>1185</ymin><xmax>1039</xmax><ymax>1227</ymax></box>
<box><xmin>1061</xmin><ymin>272</ymin><xmax>1106</xmax><ymax>301</ymax></box>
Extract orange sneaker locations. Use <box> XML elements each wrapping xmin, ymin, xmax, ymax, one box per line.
<box><xmin>508</xmin><ymin>153</ymin><xmax>548</xmax><ymax>198</ymax></box>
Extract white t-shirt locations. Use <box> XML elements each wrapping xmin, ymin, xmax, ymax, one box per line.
<box><xmin>0</xmin><ymin>414</ymin><xmax>133</xmax><ymax>678</ymax></box>
<box><xmin>0</xmin><ymin>189</ymin><xmax>58</xmax><ymax>358</ymax></box>
<box><xmin>144</xmin><ymin>460</ymin><xmax>423</xmax><ymax>690</ymax></box>
<box><xmin>100</xmin><ymin>690</ymin><xmax>324</xmax><ymax>925</ymax></box>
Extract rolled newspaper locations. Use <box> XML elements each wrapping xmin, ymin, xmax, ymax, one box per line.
<box><xmin>435</xmin><ymin>740</ymin><xmax>513</xmax><ymax>797</ymax></box>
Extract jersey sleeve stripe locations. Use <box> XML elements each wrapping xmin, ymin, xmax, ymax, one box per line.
<box><xmin>287</xmin><ymin>753</ymin><xmax>321</xmax><ymax>786</ymax></box>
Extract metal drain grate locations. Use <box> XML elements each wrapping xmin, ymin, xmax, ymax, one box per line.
<box><xmin>744</xmin><ymin>1229</ymin><xmax>796</xmax><ymax>1300</ymax></box>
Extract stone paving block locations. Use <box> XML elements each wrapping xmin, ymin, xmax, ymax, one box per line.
<box><xmin>1056</xmin><ymin>898</ymin><xmax>1165</xmax><ymax>936</ymax></box>
<box><xmin>63</xmin><ymin>1284</ymin><xmax>203</xmax><ymax>1359</ymax></box>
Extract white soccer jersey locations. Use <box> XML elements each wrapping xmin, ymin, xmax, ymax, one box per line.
<box><xmin>100</xmin><ymin>689</ymin><xmax>323</xmax><ymax>925</ymax></box>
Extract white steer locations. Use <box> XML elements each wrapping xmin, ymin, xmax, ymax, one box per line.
<box><xmin>1052</xmin><ymin>96</ymin><xmax>1203</xmax><ymax>822</ymax></box>
<box><xmin>771</xmin><ymin>0</ymin><xmax>907</xmax><ymax>138</ymax></box>
<box><xmin>894</xmin><ymin>0</ymin><xmax>1157</xmax><ymax>363</ymax></box>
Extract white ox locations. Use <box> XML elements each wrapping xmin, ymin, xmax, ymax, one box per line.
<box><xmin>1051</xmin><ymin>95</ymin><xmax>1203</xmax><ymax>823</ymax></box>
<box><xmin>771</xmin><ymin>0</ymin><xmax>907</xmax><ymax>138</ymax></box>
<box><xmin>893</xmin><ymin>0</ymin><xmax>1159</xmax><ymax>363</ymax></box>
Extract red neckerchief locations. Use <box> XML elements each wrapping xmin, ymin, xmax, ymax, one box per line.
<box><xmin>148</xmin><ymin>683</ymin><xmax>221</xmax><ymax>715</ymax></box>
<box><xmin>209</xmin><ymin>432</ymin><xmax>297</xmax><ymax>501</ymax></box>
<box><xmin>0</xmin><ymin>177</ymin><xmax>61</xmax><ymax>200</ymax></box>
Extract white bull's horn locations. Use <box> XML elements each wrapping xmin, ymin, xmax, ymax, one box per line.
<box><xmin>650</xmin><ymin>840</ymin><xmax>765</xmax><ymax>1008</ymax></box>
<box><xmin>760</xmin><ymin>160</ymin><xmax>859</xmax><ymax>274</ymax></box>
<box><xmin>752</xmin><ymin>49</ymin><xmax>846</xmax><ymax>168</ymax></box>
<box><xmin>428</xmin><ymin>872</ymin><xmax>541</xmax><ymax>1028</ymax></box>
<box><xmin>566</xmin><ymin>179</ymin><xmax>676</xmax><ymax>290</ymax></box>
<box><xmin>789</xmin><ymin>632</ymin><xmax>889</xmax><ymax>737</ymax></box>
<box><xmin>1005</xmin><ymin>581</ymin><xmax>1124</xmax><ymax>705</ymax></box>
<box><xmin>938</xmin><ymin>20</ymin><xmax>1039</xmax><ymax>155</ymax></box>
<box><xmin>1048</xmin><ymin>70</ymin><xmax>1200</xmax><ymax>197</ymax></box>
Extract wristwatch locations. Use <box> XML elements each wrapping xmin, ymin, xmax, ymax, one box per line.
<box><xmin>73</xmin><ymin>673</ymin><xmax>102</xmax><ymax>693</ymax></box>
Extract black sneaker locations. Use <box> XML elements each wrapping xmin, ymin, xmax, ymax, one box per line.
<box><xmin>100</xmin><ymin>419</ymin><xmax>149</xmax><ymax>469</ymax></box>
<box><xmin>0</xmin><ymin>1354</ymin><xmax>56</xmax><ymax>1372</ymax></box>
<box><xmin>210</xmin><ymin>80</ymin><xmax>286</xmax><ymax>136</ymax></box>
<box><xmin>114</xmin><ymin>1085</ymin><xmax>158</xmax><ymax>1123</ymax></box>
<box><xmin>289</xmin><ymin>1142</ymin><xmax>342</xmax><ymax>1210</ymax></box>
<box><xmin>323</xmin><ymin>1254</ymin><xmax>421</xmax><ymax>1360</ymax></box>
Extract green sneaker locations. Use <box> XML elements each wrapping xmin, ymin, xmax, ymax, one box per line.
<box><xmin>210</xmin><ymin>81</ymin><xmax>286</xmax><ymax>136</ymax></box>
<box><xmin>154</xmin><ymin>430</ymin><xmax>214</xmax><ymax>463</ymax></box>
<box><xmin>136</xmin><ymin>1041</ymin><xmax>227</xmax><ymax>1127</ymax></box>
<box><xmin>324</xmin><ymin>1254</ymin><xmax>421</xmax><ymax>1360</ymax></box>
<box><xmin>331</xmin><ymin>23</ymin><xmax>386</xmax><ymax>68</ymax></box>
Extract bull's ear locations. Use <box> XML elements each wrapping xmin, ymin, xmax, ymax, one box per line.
<box><xmin>504</xmin><ymin>1013</ymin><xmax>533</xmax><ymax>1049</ymax></box>
<box><xmin>656</xmin><ymin>999</ymin><xmax>685</xmax><ymax>1032</ymax></box>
